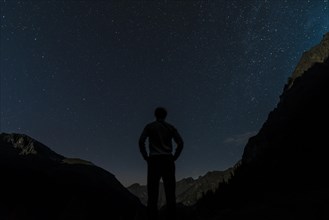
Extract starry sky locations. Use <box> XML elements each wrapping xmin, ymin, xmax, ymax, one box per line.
<box><xmin>1</xmin><ymin>0</ymin><xmax>328</xmax><ymax>186</ymax></box>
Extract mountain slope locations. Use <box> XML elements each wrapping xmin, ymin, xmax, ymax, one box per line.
<box><xmin>128</xmin><ymin>169</ymin><xmax>233</xmax><ymax>207</ymax></box>
<box><xmin>190</xmin><ymin>32</ymin><xmax>329</xmax><ymax>220</ymax></box>
<box><xmin>0</xmin><ymin>133</ymin><xmax>145</xmax><ymax>220</ymax></box>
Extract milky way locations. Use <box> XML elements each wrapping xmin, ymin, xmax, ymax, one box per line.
<box><xmin>1</xmin><ymin>0</ymin><xmax>328</xmax><ymax>186</ymax></box>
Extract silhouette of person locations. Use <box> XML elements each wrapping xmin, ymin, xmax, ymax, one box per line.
<box><xmin>139</xmin><ymin>107</ymin><xmax>184</xmax><ymax>220</ymax></box>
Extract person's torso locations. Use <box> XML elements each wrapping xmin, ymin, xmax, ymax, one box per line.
<box><xmin>146</xmin><ymin>121</ymin><xmax>175</xmax><ymax>156</ymax></box>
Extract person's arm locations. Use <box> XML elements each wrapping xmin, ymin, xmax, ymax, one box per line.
<box><xmin>139</xmin><ymin>126</ymin><xmax>149</xmax><ymax>161</ymax></box>
<box><xmin>172</xmin><ymin>128</ymin><xmax>184</xmax><ymax>161</ymax></box>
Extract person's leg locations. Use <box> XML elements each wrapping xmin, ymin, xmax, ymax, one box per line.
<box><xmin>147</xmin><ymin>158</ymin><xmax>161</xmax><ymax>220</ymax></box>
<box><xmin>162</xmin><ymin>157</ymin><xmax>176</xmax><ymax>220</ymax></box>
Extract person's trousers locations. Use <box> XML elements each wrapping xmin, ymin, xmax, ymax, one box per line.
<box><xmin>147</xmin><ymin>155</ymin><xmax>176</xmax><ymax>220</ymax></box>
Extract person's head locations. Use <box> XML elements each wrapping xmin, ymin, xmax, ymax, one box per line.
<box><xmin>154</xmin><ymin>107</ymin><xmax>167</xmax><ymax>120</ymax></box>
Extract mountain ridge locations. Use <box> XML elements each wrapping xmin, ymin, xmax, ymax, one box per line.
<box><xmin>128</xmin><ymin>168</ymin><xmax>234</xmax><ymax>207</ymax></box>
<box><xmin>0</xmin><ymin>132</ymin><xmax>146</xmax><ymax>220</ymax></box>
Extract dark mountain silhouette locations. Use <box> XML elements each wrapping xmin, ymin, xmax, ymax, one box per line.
<box><xmin>128</xmin><ymin>168</ymin><xmax>234</xmax><ymax>207</ymax></box>
<box><xmin>185</xmin><ymin>33</ymin><xmax>329</xmax><ymax>220</ymax></box>
<box><xmin>0</xmin><ymin>133</ymin><xmax>145</xmax><ymax>220</ymax></box>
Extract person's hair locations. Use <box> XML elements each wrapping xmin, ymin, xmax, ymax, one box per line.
<box><xmin>154</xmin><ymin>107</ymin><xmax>167</xmax><ymax>119</ymax></box>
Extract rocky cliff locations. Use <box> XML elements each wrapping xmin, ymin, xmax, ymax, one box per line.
<box><xmin>287</xmin><ymin>32</ymin><xmax>329</xmax><ymax>89</ymax></box>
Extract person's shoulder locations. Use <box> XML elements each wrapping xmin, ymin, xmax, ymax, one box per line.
<box><xmin>149</xmin><ymin>121</ymin><xmax>159</xmax><ymax>125</ymax></box>
<box><xmin>163</xmin><ymin>121</ymin><xmax>177</xmax><ymax>130</ymax></box>
<box><xmin>145</xmin><ymin>121</ymin><xmax>157</xmax><ymax>128</ymax></box>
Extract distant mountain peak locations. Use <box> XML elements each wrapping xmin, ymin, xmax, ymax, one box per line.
<box><xmin>1</xmin><ymin>132</ymin><xmax>64</xmax><ymax>162</ymax></box>
<box><xmin>1</xmin><ymin>133</ymin><xmax>97</xmax><ymax>166</ymax></box>
<box><xmin>3</xmin><ymin>133</ymin><xmax>37</xmax><ymax>155</ymax></box>
<box><xmin>128</xmin><ymin>168</ymin><xmax>234</xmax><ymax>207</ymax></box>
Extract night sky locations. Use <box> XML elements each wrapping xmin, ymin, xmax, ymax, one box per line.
<box><xmin>1</xmin><ymin>0</ymin><xmax>328</xmax><ymax>186</ymax></box>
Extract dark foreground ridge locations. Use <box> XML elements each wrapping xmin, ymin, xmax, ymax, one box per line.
<box><xmin>0</xmin><ymin>133</ymin><xmax>146</xmax><ymax>220</ymax></box>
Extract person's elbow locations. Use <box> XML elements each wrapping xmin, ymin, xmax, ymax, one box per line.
<box><xmin>177</xmin><ymin>140</ymin><xmax>184</xmax><ymax>149</ymax></box>
<box><xmin>138</xmin><ymin>136</ymin><xmax>146</xmax><ymax>147</ymax></box>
